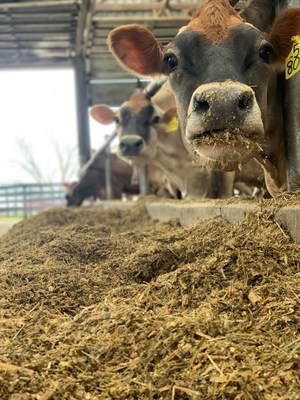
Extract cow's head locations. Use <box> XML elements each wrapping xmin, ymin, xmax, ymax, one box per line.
<box><xmin>91</xmin><ymin>91</ymin><xmax>168</xmax><ymax>167</ymax></box>
<box><xmin>64</xmin><ymin>171</ymin><xmax>103</xmax><ymax>206</ymax></box>
<box><xmin>108</xmin><ymin>0</ymin><xmax>300</xmax><ymax>195</ymax></box>
<box><xmin>64</xmin><ymin>181</ymin><xmax>88</xmax><ymax>206</ymax></box>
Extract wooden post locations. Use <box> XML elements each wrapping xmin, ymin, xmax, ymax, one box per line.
<box><xmin>276</xmin><ymin>0</ymin><xmax>300</xmax><ymax>190</ymax></box>
<box><xmin>74</xmin><ymin>56</ymin><xmax>91</xmax><ymax>167</ymax></box>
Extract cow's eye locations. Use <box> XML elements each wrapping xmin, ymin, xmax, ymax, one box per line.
<box><xmin>114</xmin><ymin>116</ymin><xmax>120</xmax><ymax>124</ymax></box>
<box><xmin>259</xmin><ymin>42</ymin><xmax>274</xmax><ymax>64</ymax></box>
<box><xmin>163</xmin><ymin>54</ymin><xmax>178</xmax><ymax>71</ymax></box>
<box><xmin>152</xmin><ymin>116</ymin><xmax>160</xmax><ymax>124</ymax></box>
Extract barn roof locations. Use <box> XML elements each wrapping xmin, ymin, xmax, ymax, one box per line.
<box><xmin>0</xmin><ymin>0</ymin><xmax>217</xmax><ymax>106</ymax></box>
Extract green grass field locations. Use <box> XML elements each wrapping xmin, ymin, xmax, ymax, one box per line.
<box><xmin>0</xmin><ymin>215</ymin><xmax>23</xmax><ymax>221</ymax></box>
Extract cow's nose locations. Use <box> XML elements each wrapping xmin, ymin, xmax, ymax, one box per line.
<box><xmin>119</xmin><ymin>137</ymin><xmax>144</xmax><ymax>155</ymax></box>
<box><xmin>192</xmin><ymin>83</ymin><xmax>254</xmax><ymax>122</ymax></box>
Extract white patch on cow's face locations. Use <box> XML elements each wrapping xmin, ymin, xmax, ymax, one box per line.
<box><xmin>183</xmin><ymin>81</ymin><xmax>265</xmax><ymax>170</ymax></box>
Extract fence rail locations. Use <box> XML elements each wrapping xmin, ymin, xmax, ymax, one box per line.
<box><xmin>0</xmin><ymin>183</ymin><xmax>66</xmax><ymax>218</ymax></box>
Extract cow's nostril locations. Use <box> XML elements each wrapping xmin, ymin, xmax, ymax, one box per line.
<box><xmin>135</xmin><ymin>139</ymin><xmax>143</xmax><ymax>150</ymax></box>
<box><xmin>238</xmin><ymin>99</ymin><xmax>248</xmax><ymax>109</ymax></box>
<box><xmin>119</xmin><ymin>141</ymin><xmax>127</xmax><ymax>151</ymax></box>
<box><xmin>195</xmin><ymin>100</ymin><xmax>210</xmax><ymax>112</ymax></box>
<box><xmin>119</xmin><ymin>138</ymin><xmax>143</xmax><ymax>155</ymax></box>
<box><xmin>237</xmin><ymin>92</ymin><xmax>252</xmax><ymax>110</ymax></box>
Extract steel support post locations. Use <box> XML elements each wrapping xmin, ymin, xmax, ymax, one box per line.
<box><xmin>74</xmin><ymin>56</ymin><xmax>91</xmax><ymax>167</ymax></box>
<box><xmin>104</xmin><ymin>140</ymin><xmax>113</xmax><ymax>200</ymax></box>
<box><xmin>139</xmin><ymin>166</ymin><xmax>150</xmax><ymax>196</ymax></box>
<box><xmin>276</xmin><ymin>0</ymin><xmax>300</xmax><ymax>190</ymax></box>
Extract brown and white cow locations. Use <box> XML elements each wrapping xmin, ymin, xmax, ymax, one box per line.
<box><xmin>90</xmin><ymin>84</ymin><xmax>213</xmax><ymax>199</ymax></box>
<box><xmin>107</xmin><ymin>0</ymin><xmax>300</xmax><ymax>196</ymax></box>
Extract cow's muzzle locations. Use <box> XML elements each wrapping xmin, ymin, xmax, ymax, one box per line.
<box><xmin>119</xmin><ymin>135</ymin><xmax>145</xmax><ymax>156</ymax></box>
<box><xmin>184</xmin><ymin>81</ymin><xmax>264</xmax><ymax>170</ymax></box>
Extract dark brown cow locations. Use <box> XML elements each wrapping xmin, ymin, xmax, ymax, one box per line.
<box><xmin>107</xmin><ymin>0</ymin><xmax>300</xmax><ymax>196</ymax></box>
<box><xmin>65</xmin><ymin>149</ymin><xmax>178</xmax><ymax>206</ymax></box>
<box><xmin>65</xmin><ymin>152</ymin><xmax>139</xmax><ymax>206</ymax></box>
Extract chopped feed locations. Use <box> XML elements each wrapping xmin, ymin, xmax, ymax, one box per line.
<box><xmin>0</xmin><ymin>197</ymin><xmax>299</xmax><ymax>400</ymax></box>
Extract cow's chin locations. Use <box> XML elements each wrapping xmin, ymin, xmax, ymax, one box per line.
<box><xmin>119</xmin><ymin>154</ymin><xmax>149</xmax><ymax>168</ymax></box>
<box><xmin>185</xmin><ymin>129</ymin><xmax>258</xmax><ymax>171</ymax></box>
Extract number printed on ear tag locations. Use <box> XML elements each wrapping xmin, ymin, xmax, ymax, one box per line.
<box><xmin>285</xmin><ymin>35</ymin><xmax>300</xmax><ymax>80</ymax></box>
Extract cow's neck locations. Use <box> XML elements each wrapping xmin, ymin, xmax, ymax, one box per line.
<box><xmin>255</xmin><ymin>74</ymin><xmax>287</xmax><ymax>196</ymax></box>
<box><xmin>153</xmin><ymin>127</ymin><xmax>190</xmax><ymax>191</ymax></box>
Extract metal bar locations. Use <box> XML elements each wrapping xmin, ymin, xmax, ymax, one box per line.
<box><xmin>82</xmin><ymin>131</ymin><xmax>117</xmax><ymax>175</ymax></box>
<box><xmin>139</xmin><ymin>166</ymin><xmax>150</xmax><ymax>196</ymax></box>
<box><xmin>74</xmin><ymin>56</ymin><xmax>91</xmax><ymax>167</ymax></box>
<box><xmin>90</xmin><ymin>78</ymin><xmax>151</xmax><ymax>85</ymax></box>
<box><xmin>76</xmin><ymin>0</ymin><xmax>91</xmax><ymax>56</ymax></box>
<box><xmin>0</xmin><ymin>33</ymin><xmax>75</xmax><ymax>39</ymax></box>
<box><xmin>94</xmin><ymin>1</ymin><xmax>198</xmax><ymax>12</ymax></box>
<box><xmin>0</xmin><ymin>21</ymin><xmax>76</xmax><ymax>26</ymax></box>
<box><xmin>0</xmin><ymin>26</ymin><xmax>77</xmax><ymax>32</ymax></box>
<box><xmin>6</xmin><ymin>13</ymin><xmax>76</xmax><ymax>19</ymax></box>
<box><xmin>96</xmin><ymin>131</ymin><xmax>117</xmax><ymax>154</ymax></box>
<box><xmin>104</xmin><ymin>141</ymin><xmax>113</xmax><ymax>200</ymax></box>
<box><xmin>276</xmin><ymin>0</ymin><xmax>300</xmax><ymax>190</ymax></box>
<box><xmin>23</xmin><ymin>184</ymin><xmax>28</xmax><ymax>219</ymax></box>
<box><xmin>0</xmin><ymin>1</ymin><xmax>77</xmax><ymax>9</ymax></box>
<box><xmin>95</xmin><ymin>3</ymin><xmax>166</xmax><ymax>12</ymax></box>
<box><xmin>0</xmin><ymin>48</ymin><xmax>70</xmax><ymax>54</ymax></box>
<box><xmin>82</xmin><ymin>0</ymin><xmax>94</xmax><ymax>57</ymax></box>
<box><xmin>0</xmin><ymin>60</ymin><xmax>72</xmax><ymax>68</ymax></box>
<box><xmin>92</xmin><ymin>16</ymin><xmax>191</xmax><ymax>22</ymax></box>
<box><xmin>0</xmin><ymin>42</ymin><xmax>72</xmax><ymax>48</ymax></box>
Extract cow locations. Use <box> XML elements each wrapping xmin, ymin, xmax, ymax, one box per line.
<box><xmin>65</xmin><ymin>149</ymin><xmax>176</xmax><ymax>206</ymax></box>
<box><xmin>90</xmin><ymin>83</ymin><xmax>214</xmax><ymax>199</ymax></box>
<box><xmin>107</xmin><ymin>0</ymin><xmax>300</xmax><ymax>197</ymax></box>
<box><xmin>64</xmin><ymin>151</ymin><xmax>139</xmax><ymax>206</ymax></box>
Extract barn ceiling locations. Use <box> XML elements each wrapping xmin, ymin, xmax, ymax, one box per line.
<box><xmin>0</xmin><ymin>0</ymin><xmax>203</xmax><ymax>106</ymax></box>
<box><xmin>0</xmin><ymin>0</ymin><xmax>247</xmax><ymax>106</ymax></box>
<box><xmin>86</xmin><ymin>0</ymin><xmax>204</xmax><ymax>105</ymax></box>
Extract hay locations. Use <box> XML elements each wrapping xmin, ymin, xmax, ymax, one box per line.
<box><xmin>0</xmin><ymin>198</ymin><xmax>299</xmax><ymax>400</ymax></box>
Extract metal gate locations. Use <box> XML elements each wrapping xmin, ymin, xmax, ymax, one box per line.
<box><xmin>0</xmin><ymin>183</ymin><xmax>66</xmax><ymax>218</ymax></box>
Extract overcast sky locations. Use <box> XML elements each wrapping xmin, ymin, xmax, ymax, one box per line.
<box><xmin>0</xmin><ymin>68</ymin><xmax>114</xmax><ymax>184</ymax></box>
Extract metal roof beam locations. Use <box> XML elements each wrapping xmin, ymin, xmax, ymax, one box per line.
<box><xmin>0</xmin><ymin>33</ymin><xmax>75</xmax><ymax>40</ymax></box>
<box><xmin>0</xmin><ymin>1</ymin><xmax>78</xmax><ymax>9</ymax></box>
<box><xmin>94</xmin><ymin>1</ymin><xmax>197</xmax><ymax>13</ymax></box>
<box><xmin>93</xmin><ymin>16</ymin><xmax>191</xmax><ymax>22</ymax></box>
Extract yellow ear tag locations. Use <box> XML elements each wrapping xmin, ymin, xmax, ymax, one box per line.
<box><xmin>166</xmin><ymin>116</ymin><xmax>179</xmax><ymax>133</ymax></box>
<box><xmin>285</xmin><ymin>35</ymin><xmax>300</xmax><ymax>80</ymax></box>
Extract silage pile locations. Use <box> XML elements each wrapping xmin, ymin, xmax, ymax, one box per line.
<box><xmin>0</xmin><ymin>198</ymin><xmax>299</xmax><ymax>400</ymax></box>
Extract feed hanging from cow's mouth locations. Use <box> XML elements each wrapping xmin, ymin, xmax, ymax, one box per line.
<box><xmin>188</xmin><ymin>128</ymin><xmax>256</xmax><ymax>149</ymax></box>
<box><xmin>183</xmin><ymin>128</ymin><xmax>263</xmax><ymax>171</ymax></box>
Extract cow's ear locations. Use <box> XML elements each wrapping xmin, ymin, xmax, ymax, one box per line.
<box><xmin>162</xmin><ymin>107</ymin><xmax>178</xmax><ymax>124</ymax></box>
<box><xmin>90</xmin><ymin>105</ymin><xmax>115</xmax><ymax>125</ymax></box>
<box><xmin>269</xmin><ymin>7</ymin><xmax>300</xmax><ymax>64</ymax></box>
<box><xmin>108</xmin><ymin>24</ymin><xmax>166</xmax><ymax>76</ymax></box>
<box><xmin>240</xmin><ymin>0</ymin><xmax>275</xmax><ymax>32</ymax></box>
<box><xmin>162</xmin><ymin>107</ymin><xmax>179</xmax><ymax>133</ymax></box>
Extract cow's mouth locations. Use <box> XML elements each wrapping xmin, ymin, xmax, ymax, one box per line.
<box><xmin>186</xmin><ymin>128</ymin><xmax>259</xmax><ymax>170</ymax></box>
<box><xmin>120</xmin><ymin>154</ymin><xmax>149</xmax><ymax>168</ymax></box>
<box><xmin>189</xmin><ymin>128</ymin><xmax>254</xmax><ymax>147</ymax></box>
